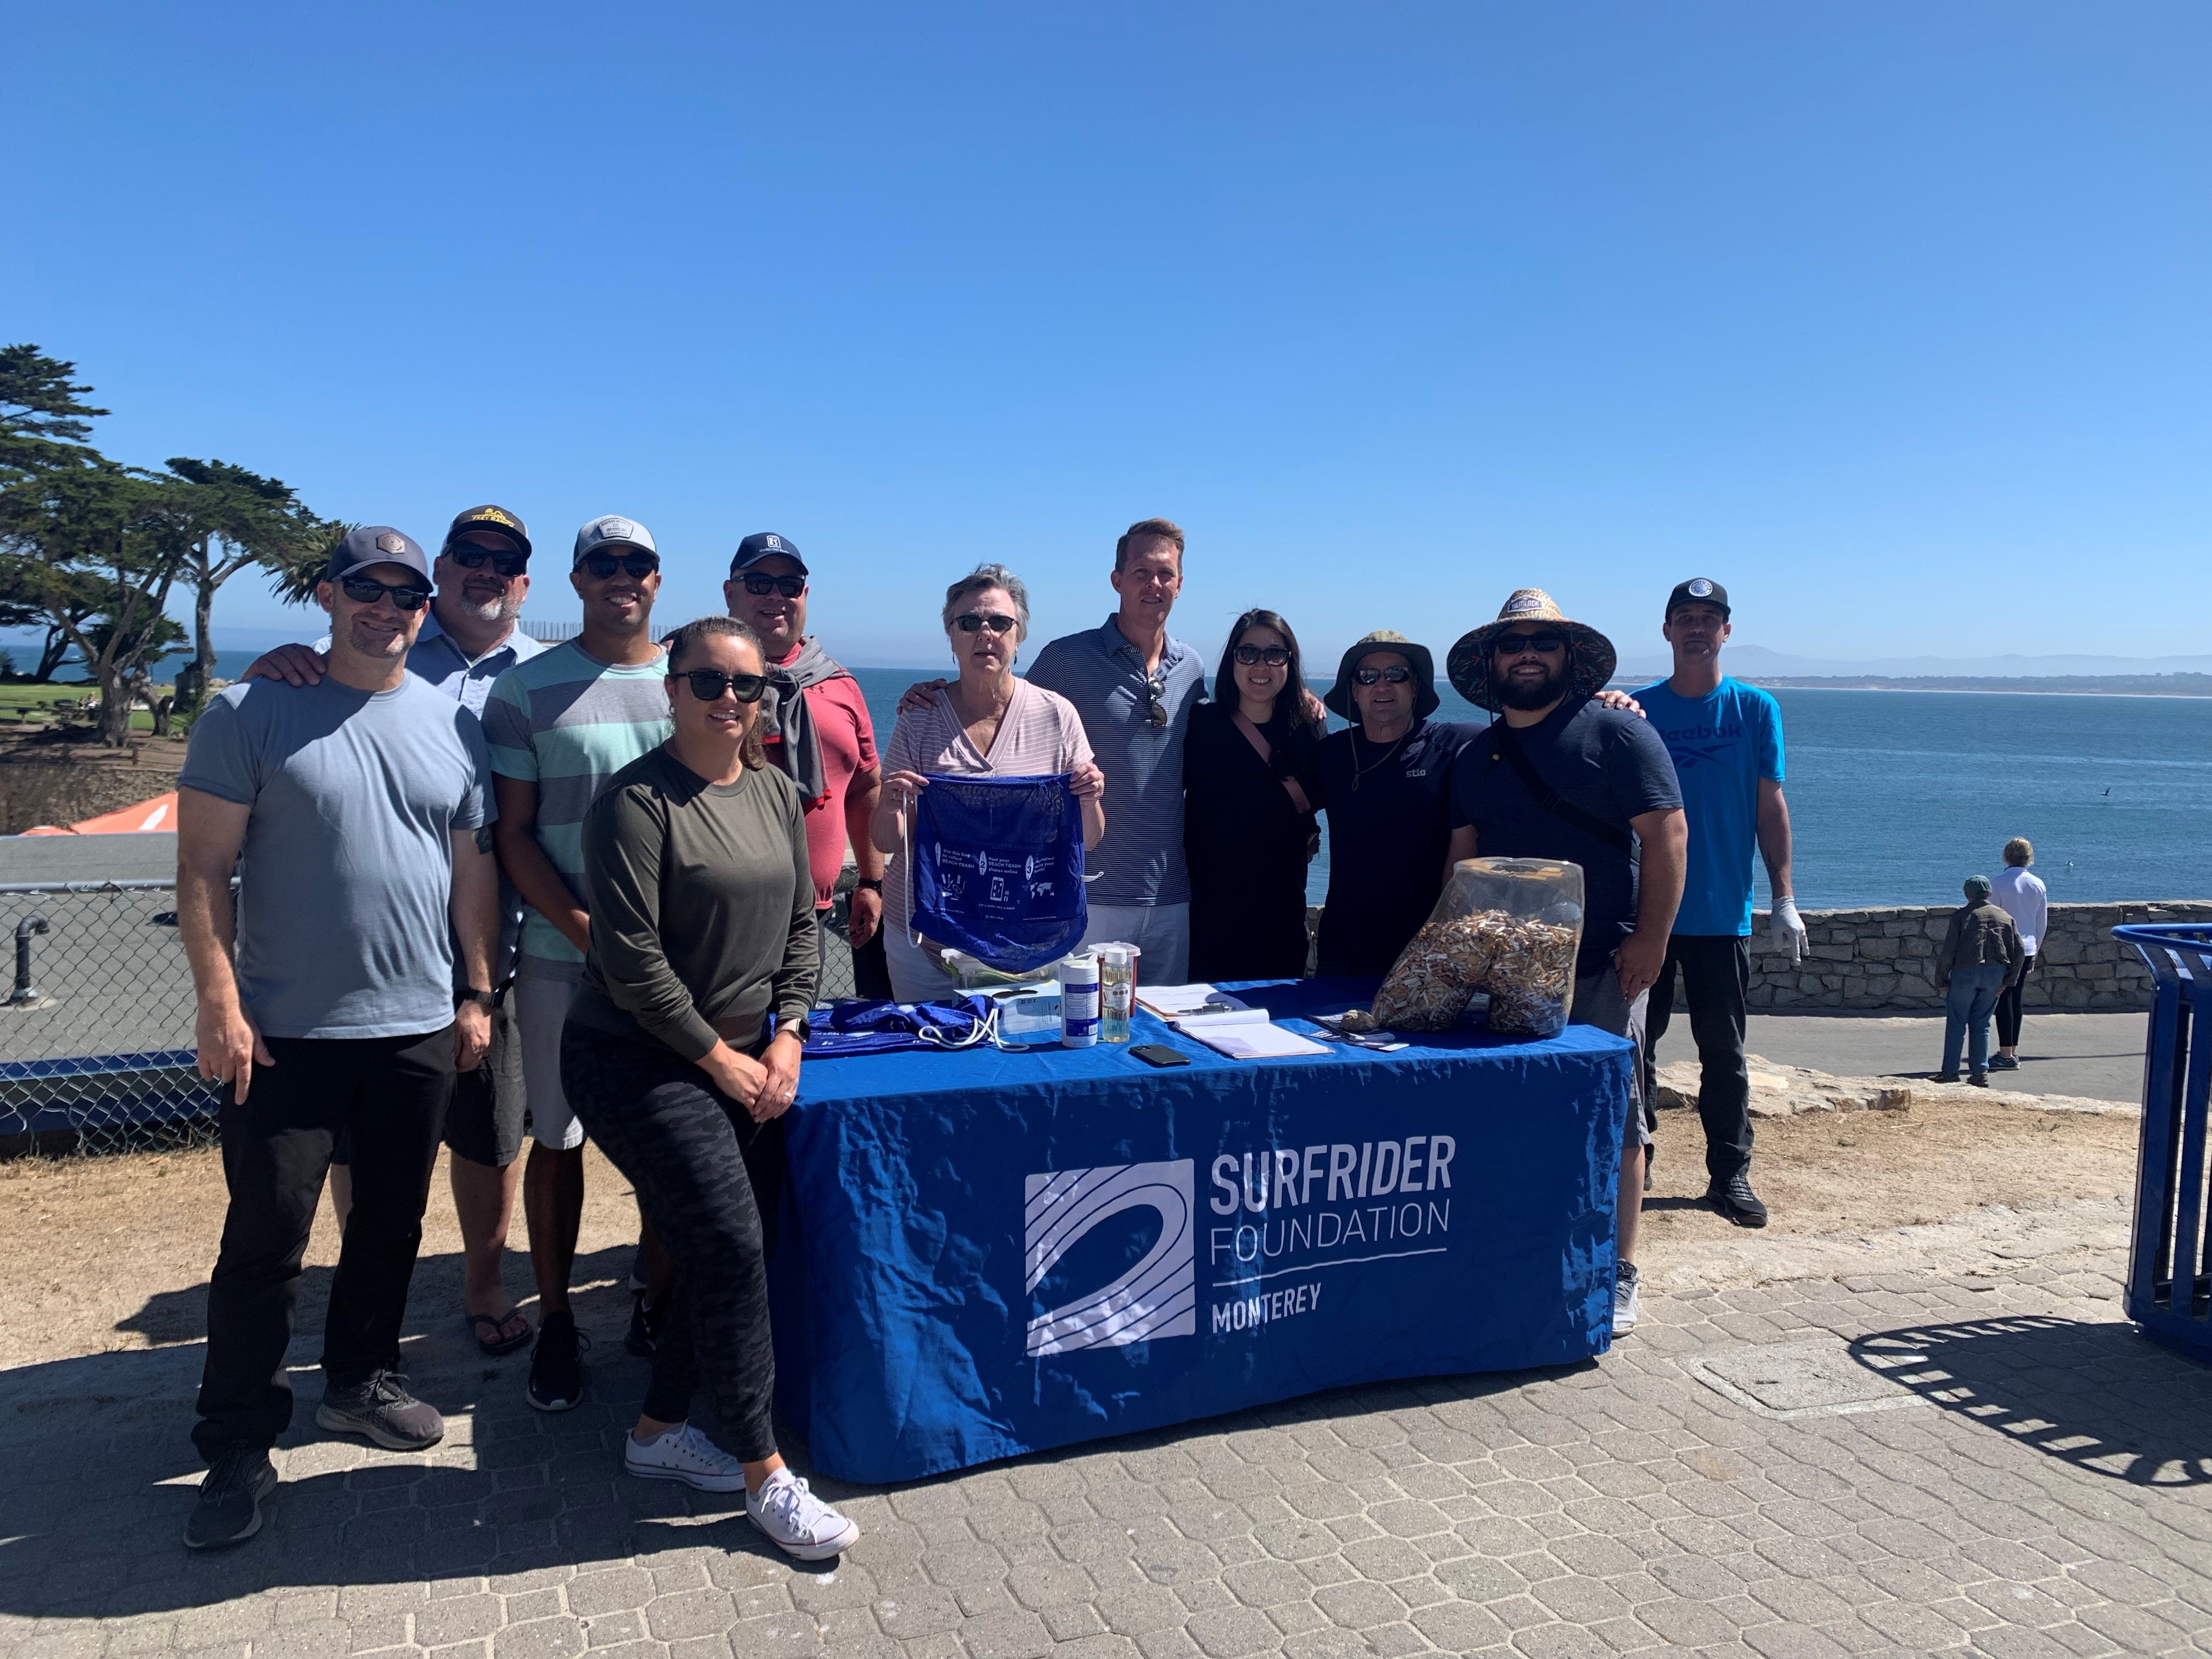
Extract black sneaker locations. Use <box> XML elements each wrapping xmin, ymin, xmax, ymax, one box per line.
<box><xmin>625</xmin><ymin>1291</ymin><xmax>664</xmax><ymax>1359</ymax></box>
<box><xmin>1934</xmin><ymin>1071</ymin><xmax>1962</xmax><ymax>1084</ymax></box>
<box><xmin>184</xmin><ymin>1447</ymin><xmax>277</xmax><ymax>1551</ymax></box>
<box><xmin>1968</xmin><ymin>1071</ymin><xmax>1990</xmax><ymax>1088</ymax></box>
<box><xmin>1705</xmin><ymin>1171</ymin><xmax>1769</xmax><ymax>1229</ymax></box>
<box><xmin>528</xmin><ymin>1311</ymin><xmax>588</xmax><ymax>1412</ymax></box>
<box><xmin>317</xmin><ymin>1370</ymin><xmax>444</xmax><ymax>1451</ymax></box>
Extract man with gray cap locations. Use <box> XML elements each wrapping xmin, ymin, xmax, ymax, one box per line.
<box><xmin>725</xmin><ymin>532</ymin><xmax>889</xmax><ymax>997</ymax></box>
<box><xmin>241</xmin><ymin>505</ymin><xmax>546</xmax><ymax>1354</ymax></box>
<box><xmin>1934</xmin><ymin>875</ymin><xmax>2023</xmax><ymax>1085</ymax></box>
<box><xmin>176</xmin><ymin>526</ymin><xmax>499</xmax><ymax>1549</ymax></box>
<box><xmin>482</xmin><ymin>515</ymin><xmax>672</xmax><ymax>1413</ymax></box>
<box><xmin>1444</xmin><ymin>590</ymin><xmax>1685</xmax><ymax>1339</ymax></box>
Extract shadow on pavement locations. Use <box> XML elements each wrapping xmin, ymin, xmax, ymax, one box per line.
<box><xmin>1849</xmin><ymin>1314</ymin><xmax>2212</xmax><ymax>1485</ymax></box>
<box><xmin>0</xmin><ymin>1243</ymin><xmax>836</xmax><ymax>1617</ymax></box>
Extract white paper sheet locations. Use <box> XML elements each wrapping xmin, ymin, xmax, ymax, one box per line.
<box><xmin>1137</xmin><ymin>984</ymin><xmax>1249</xmax><ymax>1016</ymax></box>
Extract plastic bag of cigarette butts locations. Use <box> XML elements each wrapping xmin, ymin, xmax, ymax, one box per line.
<box><xmin>1371</xmin><ymin>858</ymin><xmax>1584</xmax><ymax>1037</ymax></box>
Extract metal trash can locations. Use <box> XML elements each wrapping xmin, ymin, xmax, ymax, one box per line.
<box><xmin>2115</xmin><ymin>923</ymin><xmax>2212</xmax><ymax>1361</ymax></box>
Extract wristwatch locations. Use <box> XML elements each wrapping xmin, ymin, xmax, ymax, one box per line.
<box><xmin>853</xmin><ymin>877</ymin><xmax>884</xmax><ymax>894</ymax></box>
<box><xmin>459</xmin><ymin>987</ymin><xmax>498</xmax><ymax>1009</ymax></box>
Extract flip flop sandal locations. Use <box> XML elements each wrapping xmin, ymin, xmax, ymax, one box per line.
<box><xmin>466</xmin><ymin>1309</ymin><xmax>533</xmax><ymax>1357</ymax></box>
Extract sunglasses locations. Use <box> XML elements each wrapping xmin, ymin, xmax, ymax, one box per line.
<box><xmin>1352</xmin><ymin>665</ymin><xmax>1413</xmax><ymax>686</ymax></box>
<box><xmin>1233</xmin><ymin>645</ymin><xmax>1290</xmax><ymax>667</ymax></box>
<box><xmin>738</xmin><ymin>571</ymin><xmax>806</xmax><ymax>598</ymax></box>
<box><xmin>338</xmin><ymin>577</ymin><xmax>430</xmax><ymax>611</ymax></box>
<box><xmin>1493</xmin><ymin>631</ymin><xmax>1565</xmax><ymax>657</ymax></box>
<box><xmin>673</xmin><ymin>669</ymin><xmax>768</xmax><ymax>704</ymax></box>
<box><xmin>443</xmin><ymin>544</ymin><xmax>529</xmax><ymax>578</ymax></box>
<box><xmin>580</xmin><ymin>551</ymin><xmax>661</xmax><ymax>580</ymax></box>
<box><xmin>1146</xmin><ymin>675</ymin><xmax>1170</xmax><ymax>727</ymax></box>
<box><xmin>955</xmin><ymin>613</ymin><xmax>1018</xmax><ymax>635</ymax></box>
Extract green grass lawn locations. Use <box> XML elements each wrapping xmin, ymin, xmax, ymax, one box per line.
<box><xmin>0</xmin><ymin>683</ymin><xmax>176</xmax><ymax>733</ymax></box>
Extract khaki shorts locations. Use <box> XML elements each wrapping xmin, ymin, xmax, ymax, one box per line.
<box><xmin>1571</xmin><ymin>966</ymin><xmax>1653</xmax><ymax>1150</ymax></box>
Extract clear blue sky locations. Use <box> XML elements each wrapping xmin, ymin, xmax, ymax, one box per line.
<box><xmin>12</xmin><ymin>3</ymin><xmax>2208</xmax><ymax>669</ymax></box>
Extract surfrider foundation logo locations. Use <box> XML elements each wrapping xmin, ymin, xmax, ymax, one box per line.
<box><xmin>1023</xmin><ymin>1160</ymin><xmax>1197</xmax><ymax>1356</ymax></box>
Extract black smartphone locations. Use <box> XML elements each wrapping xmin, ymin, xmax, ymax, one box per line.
<box><xmin>1131</xmin><ymin>1043</ymin><xmax>1191</xmax><ymax>1068</ymax></box>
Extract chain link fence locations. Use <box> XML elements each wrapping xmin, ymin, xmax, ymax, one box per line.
<box><xmin>1</xmin><ymin>878</ymin><xmax>868</xmax><ymax>1160</ymax></box>
<box><xmin>0</xmin><ymin>881</ymin><xmax>221</xmax><ymax>1158</ymax></box>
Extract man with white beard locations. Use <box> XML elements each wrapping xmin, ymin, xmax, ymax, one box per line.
<box><xmin>241</xmin><ymin>505</ymin><xmax>544</xmax><ymax>1358</ymax></box>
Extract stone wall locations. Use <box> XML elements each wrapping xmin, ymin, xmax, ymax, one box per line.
<box><xmin>1746</xmin><ymin>901</ymin><xmax>2212</xmax><ymax>1013</ymax></box>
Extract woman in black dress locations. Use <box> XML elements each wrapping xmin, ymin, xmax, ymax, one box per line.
<box><xmin>1183</xmin><ymin>608</ymin><xmax>1324</xmax><ymax>981</ymax></box>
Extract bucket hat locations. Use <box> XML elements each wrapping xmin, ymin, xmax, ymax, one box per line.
<box><xmin>1323</xmin><ymin>630</ymin><xmax>1440</xmax><ymax>721</ymax></box>
<box><xmin>1447</xmin><ymin>589</ymin><xmax>1618</xmax><ymax>713</ymax></box>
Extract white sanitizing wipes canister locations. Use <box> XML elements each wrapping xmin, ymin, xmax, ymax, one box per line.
<box><xmin>1059</xmin><ymin>952</ymin><xmax>1101</xmax><ymax>1048</ymax></box>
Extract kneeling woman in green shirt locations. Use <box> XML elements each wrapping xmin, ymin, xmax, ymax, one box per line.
<box><xmin>560</xmin><ymin>614</ymin><xmax>857</xmax><ymax>1560</ymax></box>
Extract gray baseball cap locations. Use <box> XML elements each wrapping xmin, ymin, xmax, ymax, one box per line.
<box><xmin>327</xmin><ymin>526</ymin><xmax>432</xmax><ymax>585</ymax></box>
<box><xmin>572</xmin><ymin>514</ymin><xmax>658</xmax><ymax>567</ymax></box>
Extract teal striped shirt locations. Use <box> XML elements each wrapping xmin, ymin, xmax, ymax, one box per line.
<box><xmin>482</xmin><ymin>640</ymin><xmax>672</xmax><ymax>969</ymax></box>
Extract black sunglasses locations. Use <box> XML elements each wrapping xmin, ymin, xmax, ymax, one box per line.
<box><xmin>1352</xmin><ymin>665</ymin><xmax>1412</xmax><ymax>686</ymax></box>
<box><xmin>1233</xmin><ymin>645</ymin><xmax>1290</xmax><ymax>667</ymax></box>
<box><xmin>955</xmin><ymin>613</ymin><xmax>1018</xmax><ymax>635</ymax></box>
<box><xmin>338</xmin><ymin>576</ymin><xmax>430</xmax><ymax>611</ymax></box>
<box><xmin>580</xmin><ymin>551</ymin><xmax>661</xmax><ymax>580</ymax></box>
<box><xmin>443</xmin><ymin>543</ymin><xmax>529</xmax><ymax>578</ymax></box>
<box><xmin>1493</xmin><ymin>631</ymin><xmax>1565</xmax><ymax>657</ymax></box>
<box><xmin>1146</xmin><ymin>674</ymin><xmax>1171</xmax><ymax>727</ymax></box>
<box><xmin>673</xmin><ymin>669</ymin><xmax>768</xmax><ymax>704</ymax></box>
<box><xmin>740</xmin><ymin>572</ymin><xmax>806</xmax><ymax>598</ymax></box>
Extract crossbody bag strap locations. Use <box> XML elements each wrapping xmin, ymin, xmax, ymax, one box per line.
<box><xmin>1230</xmin><ymin>709</ymin><xmax>1313</xmax><ymax>816</ymax></box>
<box><xmin>1490</xmin><ymin>725</ymin><xmax>1634</xmax><ymax>856</ymax></box>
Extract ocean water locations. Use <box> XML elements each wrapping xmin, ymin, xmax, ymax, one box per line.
<box><xmin>848</xmin><ymin>672</ymin><xmax>2212</xmax><ymax>910</ymax></box>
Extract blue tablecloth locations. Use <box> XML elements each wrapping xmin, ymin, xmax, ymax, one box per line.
<box><xmin>768</xmin><ymin>977</ymin><xmax>1633</xmax><ymax>1485</ymax></box>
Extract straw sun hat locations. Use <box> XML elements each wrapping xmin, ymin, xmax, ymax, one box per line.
<box><xmin>1446</xmin><ymin>589</ymin><xmax>1619</xmax><ymax>714</ymax></box>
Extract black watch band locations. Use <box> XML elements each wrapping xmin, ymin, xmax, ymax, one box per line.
<box><xmin>853</xmin><ymin>877</ymin><xmax>884</xmax><ymax>894</ymax></box>
<box><xmin>459</xmin><ymin>987</ymin><xmax>498</xmax><ymax>1008</ymax></box>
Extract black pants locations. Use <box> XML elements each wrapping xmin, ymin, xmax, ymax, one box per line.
<box><xmin>194</xmin><ymin>1027</ymin><xmax>454</xmax><ymax>1462</ymax></box>
<box><xmin>851</xmin><ymin>918</ymin><xmax>893</xmax><ymax>1000</ymax></box>
<box><xmin>561</xmin><ymin>1021</ymin><xmax>783</xmax><ymax>1461</ymax></box>
<box><xmin>1643</xmin><ymin>934</ymin><xmax>1753</xmax><ymax>1183</ymax></box>
<box><xmin>1995</xmin><ymin>952</ymin><xmax>2036</xmax><ymax>1047</ymax></box>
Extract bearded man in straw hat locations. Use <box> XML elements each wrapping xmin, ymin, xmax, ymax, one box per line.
<box><xmin>1443</xmin><ymin>590</ymin><xmax>1686</xmax><ymax>1340</ymax></box>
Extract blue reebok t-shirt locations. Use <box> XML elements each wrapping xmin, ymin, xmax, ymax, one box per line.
<box><xmin>1633</xmin><ymin>677</ymin><xmax>1784</xmax><ymax>936</ymax></box>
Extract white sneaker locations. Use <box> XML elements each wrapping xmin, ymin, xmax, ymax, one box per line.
<box><xmin>624</xmin><ymin>1423</ymin><xmax>746</xmax><ymax>1493</ymax></box>
<box><xmin>1612</xmin><ymin>1261</ymin><xmax>1641</xmax><ymax>1338</ymax></box>
<box><xmin>746</xmin><ymin>1469</ymin><xmax>860</xmax><ymax>1560</ymax></box>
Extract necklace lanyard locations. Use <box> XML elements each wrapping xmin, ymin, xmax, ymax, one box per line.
<box><xmin>1351</xmin><ymin>727</ymin><xmax>1410</xmax><ymax>791</ymax></box>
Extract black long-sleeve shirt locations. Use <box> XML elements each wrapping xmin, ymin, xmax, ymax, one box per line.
<box><xmin>569</xmin><ymin>747</ymin><xmax>818</xmax><ymax>1060</ymax></box>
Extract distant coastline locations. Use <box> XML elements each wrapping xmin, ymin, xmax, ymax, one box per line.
<box><xmin>1732</xmin><ymin>674</ymin><xmax>2212</xmax><ymax>699</ymax></box>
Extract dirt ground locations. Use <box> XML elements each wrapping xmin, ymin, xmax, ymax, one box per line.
<box><xmin>0</xmin><ymin>1099</ymin><xmax>2142</xmax><ymax>1373</ymax></box>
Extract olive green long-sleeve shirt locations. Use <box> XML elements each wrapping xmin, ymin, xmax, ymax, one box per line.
<box><xmin>569</xmin><ymin>747</ymin><xmax>818</xmax><ymax>1060</ymax></box>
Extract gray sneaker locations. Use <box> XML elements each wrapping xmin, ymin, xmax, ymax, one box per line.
<box><xmin>316</xmin><ymin>1371</ymin><xmax>444</xmax><ymax>1451</ymax></box>
<box><xmin>1612</xmin><ymin>1261</ymin><xmax>1641</xmax><ymax>1338</ymax></box>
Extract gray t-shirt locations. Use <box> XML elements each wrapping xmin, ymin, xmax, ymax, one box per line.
<box><xmin>179</xmin><ymin>676</ymin><xmax>495</xmax><ymax>1040</ymax></box>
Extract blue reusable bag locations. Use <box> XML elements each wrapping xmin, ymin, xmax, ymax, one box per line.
<box><xmin>911</xmin><ymin>772</ymin><xmax>1086</xmax><ymax>973</ymax></box>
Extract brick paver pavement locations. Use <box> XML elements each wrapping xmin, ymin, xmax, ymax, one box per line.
<box><xmin>4</xmin><ymin>1205</ymin><xmax>2209</xmax><ymax>1658</ymax></box>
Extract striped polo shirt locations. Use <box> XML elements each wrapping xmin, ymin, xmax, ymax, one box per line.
<box><xmin>481</xmin><ymin>639</ymin><xmax>671</xmax><ymax>972</ymax></box>
<box><xmin>1026</xmin><ymin>615</ymin><xmax>1206</xmax><ymax>907</ymax></box>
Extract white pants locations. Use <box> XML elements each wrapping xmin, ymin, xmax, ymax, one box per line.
<box><xmin>885</xmin><ymin>927</ymin><xmax>957</xmax><ymax>1004</ymax></box>
<box><xmin>514</xmin><ymin>962</ymin><xmax>587</xmax><ymax>1150</ymax></box>
<box><xmin>1081</xmin><ymin>902</ymin><xmax>1190</xmax><ymax>987</ymax></box>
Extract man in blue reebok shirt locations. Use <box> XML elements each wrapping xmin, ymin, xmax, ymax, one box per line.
<box><xmin>1633</xmin><ymin>580</ymin><xmax>1806</xmax><ymax>1229</ymax></box>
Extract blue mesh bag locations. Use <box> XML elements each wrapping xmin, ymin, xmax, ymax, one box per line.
<box><xmin>909</xmin><ymin>772</ymin><xmax>1087</xmax><ymax>973</ymax></box>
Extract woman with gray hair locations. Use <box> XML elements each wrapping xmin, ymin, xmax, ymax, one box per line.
<box><xmin>872</xmin><ymin>565</ymin><xmax>1106</xmax><ymax>1001</ymax></box>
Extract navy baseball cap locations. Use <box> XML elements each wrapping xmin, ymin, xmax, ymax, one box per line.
<box><xmin>328</xmin><ymin>526</ymin><xmax>432</xmax><ymax>586</ymax></box>
<box><xmin>1666</xmin><ymin>577</ymin><xmax>1730</xmax><ymax>619</ymax></box>
<box><xmin>443</xmin><ymin>504</ymin><xmax>531</xmax><ymax>560</ymax></box>
<box><xmin>730</xmin><ymin>531</ymin><xmax>809</xmax><ymax>578</ymax></box>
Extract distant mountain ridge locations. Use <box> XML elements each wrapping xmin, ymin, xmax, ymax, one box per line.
<box><xmin>1610</xmin><ymin>644</ymin><xmax>2212</xmax><ymax>682</ymax></box>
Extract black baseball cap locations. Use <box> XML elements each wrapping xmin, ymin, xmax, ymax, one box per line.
<box><xmin>328</xmin><ymin>526</ymin><xmax>432</xmax><ymax>585</ymax></box>
<box><xmin>1666</xmin><ymin>578</ymin><xmax>1730</xmax><ymax>620</ymax></box>
<box><xmin>730</xmin><ymin>531</ymin><xmax>809</xmax><ymax>578</ymax></box>
<box><xmin>443</xmin><ymin>504</ymin><xmax>531</xmax><ymax>560</ymax></box>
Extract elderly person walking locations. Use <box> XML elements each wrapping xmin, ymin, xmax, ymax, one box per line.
<box><xmin>874</xmin><ymin>565</ymin><xmax>1106</xmax><ymax>1002</ymax></box>
<box><xmin>1182</xmin><ymin>609</ymin><xmax>1325</xmax><ymax>982</ymax></box>
<box><xmin>1935</xmin><ymin>874</ymin><xmax>2025</xmax><ymax>1086</ymax></box>
<box><xmin>558</xmin><ymin>615</ymin><xmax>858</xmax><ymax>1559</ymax></box>
<box><xmin>1989</xmin><ymin>838</ymin><xmax>2047</xmax><ymax>1070</ymax></box>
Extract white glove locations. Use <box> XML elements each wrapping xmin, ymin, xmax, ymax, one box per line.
<box><xmin>1770</xmin><ymin>895</ymin><xmax>1807</xmax><ymax>964</ymax></box>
